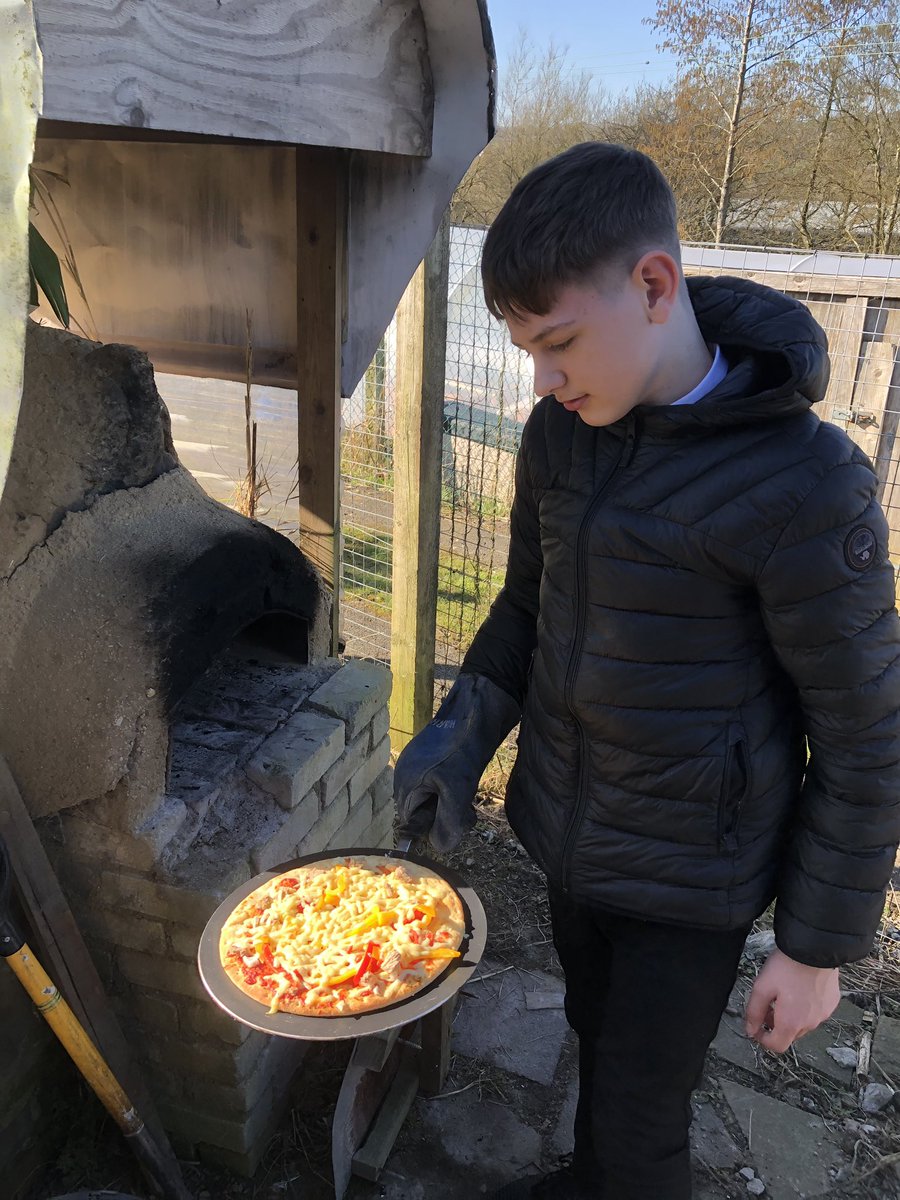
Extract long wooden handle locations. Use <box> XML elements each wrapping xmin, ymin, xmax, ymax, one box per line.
<box><xmin>6</xmin><ymin>942</ymin><xmax>143</xmax><ymax>1136</ymax></box>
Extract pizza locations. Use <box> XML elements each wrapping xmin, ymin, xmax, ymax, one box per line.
<box><xmin>219</xmin><ymin>855</ymin><xmax>467</xmax><ymax>1016</ymax></box>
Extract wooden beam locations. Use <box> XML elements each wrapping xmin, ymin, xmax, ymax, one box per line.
<box><xmin>296</xmin><ymin>146</ymin><xmax>346</xmax><ymax>653</ymax></box>
<box><xmin>389</xmin><ymin>217</ymin><xmax>450</xmax><ymax>750</ymax></box>
<box><xmin>35</xmin><ymin>0</ymin><xmax>432</xmax><ymax>156</ymax></box>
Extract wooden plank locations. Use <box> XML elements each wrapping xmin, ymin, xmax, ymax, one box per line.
<box><xmin>0</xmin><ymin>757</ymin><xmax>171</xmax><ymax>1151</ymax></box>
<box><xmin>350</xmin><ymin>1025</ymin><xmax>402</xmax><ymax>1073</ymax></box>
<box><xmin>683</xmin><ymin>264</ymin><xmax>900</xmax><ymax>300</ymax></box>
<box><xmin>35</xmin><ymin>0</ymin><xmax>431</xmax><ymax>156</ymax></box>
<box><xmin>31</xmin><ymin>139</ymin><xmax>300</xmax><ymax>380</ymax></box>
<box><xmin>418</xmin><ymin>998</ymin><xmax>455</xmax><ymax>1096</ymax></box>
<box><xmin>296</xmin><ymin>146</ymin><xmax>345</xmax><ymax>648</ymax></box>
<box><xmin>850</xmin><ymin>340</ymin><xmax>896</xmax><ymax>464</ymax></box>
<box><xmin>351</xmin><ymin>1064</ymin><xmax>420</xmax><ymax>1182</ymax></box>
<box><xmin>332</xmin><ymin>1023</ymin><xmax>417</xmax><ymax>1200</ymax></box>
<box><xmin>389</xmin><ymin>217</ymin><xmax>450</xmax><ymax>750</ymax></box>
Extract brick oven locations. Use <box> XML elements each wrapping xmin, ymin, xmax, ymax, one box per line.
<box><xmin>0</xmin><ymin>324</ymin><xmax>394</xmax><ymax>1172</ymax></box>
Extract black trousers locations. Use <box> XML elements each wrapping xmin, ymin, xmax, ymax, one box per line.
<box><xmin>548</xmin><ymin>885</ymin><xmax>751</xmax><ymax>1200</ymax></box>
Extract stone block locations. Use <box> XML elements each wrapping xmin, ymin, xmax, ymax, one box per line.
<box><xmin>57</xmin><ymin>812</ymin><xmax>175</xmax><ymax>872</ymax></box>
<box><xmin>349</xmin><ymin>736</ymin><xmax>391</xmax><ymax>805</ymax></box>
<box><xmin>168</xmin><ymin>925</ymin><xmax>202</xmax><ymax>960</ymax></box>
<box><xmin>690</xmin><ymin>1098</ymin><xmax>742</xmax><ymax>1171</ymax></box>
<box><xmin>180</xmin><ymin>1000</ymin><xmax>255</xmax><ymax>1047</ymax></box>
<box><xmin>127</xmin><ymin>991</ymin><xmax>181</xmax><ymax>1036</ymax></box>
<box><xmin>453</xmin><ymin>958</ymin><xmax>567</xmax><ymax>1085</ymax></box>
<box><xmin>247</xmin><ymin>711</ymin><xmax>344</xmax><ymax>811</ymax></box>
<box><xmin>370</xmin><ymin>765</ymin><xmax>393</xmax><ymax>813</ymax></box>
<box><xmin>720</xmin><ymin>1079</ymin><xmax>846</xmax><ymax>1200</ymax></box>
<box><xmin>365</xmin><ymin>799</ymin><xmax>395</xmax><ymax>849</ymax></box>
<box><xmin>321</xmin><ymin>729</ymin><xmax>369</xmax><ymax>806</ymax></box>
<box><xmin>117</xmin><ymin>947</ymin><xmax>207</xmax><ymax>1001</ymax></box>
<box><xmin>793</xmin><ymin>998</ymin><xmax>862</xmax><ymax>1086</ymax></box>
<box><xmin>145</xmin><ymin>1030</ymin><xmax>266</xmax><ymax>1087</ymax></box>
<box><xmin>99</xmin><ymin>869</ymin><xmax>233</xmax><ymax>929</ymax></box>
<box><xmin>159</xmin><ymin>1092</ymin><xmax>272</xmax><ymax>1159</ymax></box>
<box><xmin>180</xmin><ymin>693</ymin><xmax>286</xmax><ymax>735</ymax></box>
<box><xmin>296</xmin><ymin>786</ymin><xmax>350</xmax><ymax>856</ymax></box>
<box><xmin>370</xmin><ymin>704</ymin><xmax>390</xmax><ymax>750</ymax></box>
<box><xmin>86</xmin><ymin>908</ymin><xmax>166</xmax><ymax>956</ymax></box>
<box><xmin>308</xmin><ymin>660</ymin><xmax>392</xmax><ymax>740</ymax></box>
<box><xmin>873</xmin><ymin>1011</ymin><xmax>900</xmax><ymax>1083</ymax></box>
<box><xmin>328</xmin><ymin>792</ymin><xmax>374</xmax><ymax>851</ymax></box>
<box><xmin>171</xmin><ymin>720</ymin><xmax>265</xmax><ymax>758</ymax></box>
<box><xmin>249</xmin><ymin>788</ymin><xmax>320</xmax><ymax>873</ymax></box>
<box><xmin>211</xmin><ymin>660</ymin><xmax>332</xmax><ymax>715</ymax></box>
<box><xmin>167</xmin><ymin>739</ymin><xmax>239</xmax><ymax>809</ymax></box>
<box><xmin>710</xmin><ymin>1011</ymin><xmax>764</xmax><ymax>1077</ymax></box>
<box><xmin>178</xmin><ymin>1037</ymin><xmax>305</xmax><ymax>1120</ymax></box>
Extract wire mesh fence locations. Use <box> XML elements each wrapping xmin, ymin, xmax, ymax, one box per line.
<box><xmin>162</xmin><ymin>230</ymin><xmax>900</xmax><ymax>791</ymax></box>
<box><xmin>338</xmin><ymin>231</ymin><xmax>900</xmax><ymax>786</ymax></box>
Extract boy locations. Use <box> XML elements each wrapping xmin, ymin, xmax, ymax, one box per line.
<box><xmin>394</xmin><ymin>143</ymin><xmax>900</xmax><ymax>1199</ymax></box>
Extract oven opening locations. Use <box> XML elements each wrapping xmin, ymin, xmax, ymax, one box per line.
<box><xmin>230</xmin><ymin>612</ymin><xmax>310</xmax><ymax>666</ymax></box>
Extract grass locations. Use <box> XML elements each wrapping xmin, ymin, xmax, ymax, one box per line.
<box><xmin>341</xmin><ymin>525</ymin><xmax>506</xmax><ymax>645</ymax></box>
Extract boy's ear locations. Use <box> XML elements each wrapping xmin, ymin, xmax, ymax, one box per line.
<box><xmin>632</xmin><ymin>251</ymin><xmax>682</xmax><ymax>325</ymax></box>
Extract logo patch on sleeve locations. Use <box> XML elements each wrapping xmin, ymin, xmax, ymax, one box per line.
<box><xmin>844</xmin><ymin>525</ymin><xmax>877</xmax><ymax>571</ymax></box>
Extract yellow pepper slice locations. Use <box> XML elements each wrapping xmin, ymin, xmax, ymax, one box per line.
<box><xmin>416</xmin><ymin>947</ymin><xmax>461</xmax><ymax>960</ymax></box>
<box><xmin>326</xmin><ymin>966</ymin><xmax>357</xmax><ymax>986</ymax></box>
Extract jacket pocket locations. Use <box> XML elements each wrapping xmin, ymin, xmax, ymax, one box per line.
<box><xmin>717</xmin><ymin>724</ymin><xmax>750</xmax><ymax>851</ymax></box>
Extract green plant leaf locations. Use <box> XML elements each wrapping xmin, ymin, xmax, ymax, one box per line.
<box><xmin>28</xmin><ymin>222</ymin><xmax>69</xmax><ymax>327</ymax></box>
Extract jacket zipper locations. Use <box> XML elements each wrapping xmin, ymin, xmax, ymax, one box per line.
<box><xmin>718</xmin><ymin>724</ymin><xmax>749</xmax><ymax>851</ymax></box>
<box><xmin>560</xmin><ymin>415</ymin><xmax>637</xmax><ymax>891</ymax></box>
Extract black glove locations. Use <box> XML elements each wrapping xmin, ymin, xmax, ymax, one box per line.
<box><xmin>394</xmin><ymin>673</ymin><xmax>520</xmax><ymax>853</ymax></box>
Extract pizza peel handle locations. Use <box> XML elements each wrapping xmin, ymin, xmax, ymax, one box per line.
<box><xmin>395</xmin><ymin>796</ymin><xmax>438</xmax><ymax>856</ymax></box>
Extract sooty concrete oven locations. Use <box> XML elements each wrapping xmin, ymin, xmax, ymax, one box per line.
<box><xmin>0</xmin><ymin>324</ymin><xmax>394</xmax><ymax>1172</ymax></box>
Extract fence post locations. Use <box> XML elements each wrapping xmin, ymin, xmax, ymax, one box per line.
<box><xmin>389</xmin><ymin>216</ymin><xmax>450</xmax><ymax>750</ymax></box>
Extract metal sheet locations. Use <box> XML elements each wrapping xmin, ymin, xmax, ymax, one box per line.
<box><xmin>197</xmin><ymin>847</ymin><xmax>487</xmax><ymax>1041</ymax></box>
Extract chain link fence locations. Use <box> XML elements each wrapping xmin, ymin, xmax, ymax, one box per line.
<box><xmin>162</xmin><ymin>231</ymin><xmax>900</xmax><ymax>790</ymax></box>
<box><xmin>337</xmin><ymin>232</ymin><xmax>900</xmax><ymax>787</ymax></box>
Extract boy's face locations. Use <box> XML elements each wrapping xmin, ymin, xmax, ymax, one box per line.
<box><xmin>504</xmin><ymin>271</ymin><xmax>664</xmax><ymax>427</ymax></box>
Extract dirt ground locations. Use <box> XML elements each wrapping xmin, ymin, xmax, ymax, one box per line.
<box><xmin>24</xmin><ymin>797</ymin><xmax>900</xmax><ymax>1200</ymax></box>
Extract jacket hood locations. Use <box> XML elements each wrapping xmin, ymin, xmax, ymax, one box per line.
<box><xmin>639</xmin><ymin>275</ymin><xmax>830</xmax><ymax>432</ymax></box>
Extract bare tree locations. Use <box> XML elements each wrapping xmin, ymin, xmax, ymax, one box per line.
<box><xmin>452</xmin><ymin>35</ymin><xmax>609</xmax><ymax>226</ymax></box>
<box><xmin>648</xmin><ymin>0</ymin><xmax>810</xmax><ymax>243</ymax></box>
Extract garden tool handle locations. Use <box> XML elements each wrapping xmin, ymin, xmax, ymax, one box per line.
<box><xmin>0</xmin><ymin>833</ymin><xmax>191</xmax><ymax>1200</ymax></box>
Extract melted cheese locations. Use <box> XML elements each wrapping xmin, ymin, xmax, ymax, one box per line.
<box><xmin>222</xmin><ymin>858</ymin><xmax>464</xmax><ymax>1010</ymax></box>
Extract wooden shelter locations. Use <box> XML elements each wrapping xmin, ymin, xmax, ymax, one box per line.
<box><xmin>29</xmin><ymin>0</ymin><xmax>496</xmax><ymax>613</ymax></box>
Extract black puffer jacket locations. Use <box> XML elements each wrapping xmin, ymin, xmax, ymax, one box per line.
<box><xmin>462</xmin><ymin>276</ymin><xmax>900</xmax><ymax>968</ymax></box>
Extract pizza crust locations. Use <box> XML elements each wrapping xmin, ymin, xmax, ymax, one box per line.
<box><xmin>219</xmin><ymin>856</ymin><xmax>466</xmax><ymax>1017</ymax></box>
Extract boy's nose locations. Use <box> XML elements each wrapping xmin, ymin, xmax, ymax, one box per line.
<box><xmin>533</xmin><ymin>361</ymin><xmax>565</xmax><ymax>397</ymax></box>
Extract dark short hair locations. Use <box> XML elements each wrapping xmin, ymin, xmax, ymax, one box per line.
<box><xmin>482</xmin><ymin>142</ymin><xmax>680</xmax><ymax>319</ymax></box>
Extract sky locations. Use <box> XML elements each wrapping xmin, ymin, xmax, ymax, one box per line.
<box><xmin>484</xmin><ymin>0</ymin><xmax>678</xmax><ymax>98</ymax></box>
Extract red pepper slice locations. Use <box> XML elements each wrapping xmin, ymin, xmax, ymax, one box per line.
<box><xmin>276</xmin><ymin>877</ymin><xmax>299</xmax><ymax>889</ymax></box>
<box><xmin>352</xmin><ymin>940</ymin><xmax>378</xmax><ymax>986</ymax></box>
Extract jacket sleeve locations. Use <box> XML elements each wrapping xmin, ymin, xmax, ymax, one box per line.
<box><xmin>460</xmin><ymin>410</ymin><xmax>544</xmax><ymax>706</ymax></box>
<box><xmin>757</xmin><ymin>454</ymin><xmax>900</xmax><ymax>968</ymax></box>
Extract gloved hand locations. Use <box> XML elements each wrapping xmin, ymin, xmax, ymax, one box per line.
<box><xmin>394</xmin><ymin>673</ymin><xmax>520</xmax><ymax>853</ymax></box>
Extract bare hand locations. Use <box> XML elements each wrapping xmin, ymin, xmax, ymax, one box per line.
<box><xmin>744</xmin><ymin>946</ymin><xmax>840</xmax><ymax>1054</ymax></box>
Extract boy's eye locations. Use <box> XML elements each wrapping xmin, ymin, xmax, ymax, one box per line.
<box><xmin>548</xmin><ymin>337</ymin><xmax>574</xmax><ymax>353</ymax></box>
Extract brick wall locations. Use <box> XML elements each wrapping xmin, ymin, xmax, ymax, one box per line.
<box><xmin>38</xmin><ymin>657</ymin><xmax>394</xmax><ymax>1175</ymax></box>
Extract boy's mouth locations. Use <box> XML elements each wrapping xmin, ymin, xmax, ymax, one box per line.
<box><xmin>561</xmin><ymin>395</ymin><xmax>588</xmax><ymax>413</ymax></box>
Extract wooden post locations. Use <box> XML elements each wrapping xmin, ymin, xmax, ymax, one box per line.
<box><xmin>389</xmin><ymin>216</ymin><xmax>450</xmax><ymax>750</ymax></box>
<box><xmin>296</xmin><ymin>145</ymin><xmax>346</xmax><ymax>655</ymax></box>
